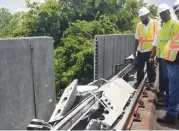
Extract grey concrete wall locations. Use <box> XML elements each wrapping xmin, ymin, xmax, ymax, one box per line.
<box><xmin>94</xmin><ymin>34</ymin><xmax>135</xmax><ymax>80</ymax></box>
<box><xmin>0</xmin><ymin>37</ymin><xmax>56</xmax><ymax>129</ymax></box>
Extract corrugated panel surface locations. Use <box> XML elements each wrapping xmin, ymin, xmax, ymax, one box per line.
<box><xmin>94</xmin><ymin>34</ymin><xmax>135</xmax><ymax>80</ymax></box>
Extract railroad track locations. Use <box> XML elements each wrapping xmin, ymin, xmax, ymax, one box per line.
<box><xmin>118</xmin><ymin>62</ymin><xmax>158</xmax><ymax>130</ymax></box>
<box><xmin>121</xmin><ymin>62</ymin><xmax>179</xmax><ymax>130</ymax></box>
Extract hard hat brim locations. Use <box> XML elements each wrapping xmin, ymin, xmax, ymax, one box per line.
<box><xmin>158</xmin><ymin>8</ymin><xmax>169</xmax><ymax>14</ymax></box>
<box><xmin>138</xmin><ymin>11</ymin><xmax>150</xmax><ymax>17</ymax></box>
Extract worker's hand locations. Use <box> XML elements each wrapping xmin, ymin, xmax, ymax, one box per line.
<box><xmin>148</xmin><ymin>57</ymin><xmax>154</xmax><ymax>63</ymax></box>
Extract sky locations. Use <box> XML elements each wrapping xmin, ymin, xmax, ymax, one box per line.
<box><xmin>0</xmin><ymin>0</ymin><xmax>26</xmax><ymax>13</ymax></box>
<box><xmin>0</xmin><ymin>0</ymin><xmax>44</xmax><ymax>13</ymax></box>
<box><xmin>0</xmin><ymin>0</ymin><xmax>177</xmax><ymax>18</ymax></box>
<box><xmin>146</xmin><ymin>0</ymin><xmax>176</xmax><ymax>7</ymax></box>
<box><xmin>146</xmin><ymin>0</ymin><xmax>177</xmax><ymax>20</ymax></box>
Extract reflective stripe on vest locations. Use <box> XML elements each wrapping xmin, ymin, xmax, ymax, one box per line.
<box><xmin>164</xmin><ymin>34</ymin><xmax>179</xmax><ymax>61</ymax></box>
<box><xmin>137</xmin><ymin>19</ymin><xmax>158</xmax><ymax>51</ymax></box>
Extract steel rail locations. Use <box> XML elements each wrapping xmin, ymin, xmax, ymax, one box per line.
<box><xmin>113</xmin><ymin>73</ymin><xmax>147</xmax><ymax>130</ymax></box>
<box><xmin>112</xmin><ymin>63</ymin><xmax>133</xmax><ymax>80</ymax></box>
<box><xmin>67</xmin><ymin>102</ymin><xmax>98</xmax><ymax>130</ymax></box>
<box><xmin>51</xmin><ymin>95</ymin><xmax>98</xmax><ymax>130</ymax></box>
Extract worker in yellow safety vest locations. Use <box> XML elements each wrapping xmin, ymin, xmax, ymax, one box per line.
<box><xmin>156</xmin><ymin>1</ymin><xmax>179</xmax><ymax>125</ymax></box>
<box><xmin>134</xmin><ymin>7</ymin><xmax>159</xmax><ymax>88</ymax></box>
<box><xmin>149</xmin><ymin>4</ymin><xmax>179</xmax><ymax>109</ymax></box>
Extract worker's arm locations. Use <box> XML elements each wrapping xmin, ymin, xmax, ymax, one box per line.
<box><xmin>150</xmin><ymin>21</ymin><xmax>161</xmax><ymax>59</ymax></box>
<box><xmin>149</xmin><ymin>21</ymin><xmax>160</xmax><ymax>62</ymax></box>
<box><xmin>150</xmin><ymin>20</ymin><xmax>160</xmax><ymax>58</ymax></box>
<box><xmin>150</xmin><ymin>35</ymin><xmax>158</xmax><ymax>57</ymax></box>
<box><xmin>149</xmin><ymin>36</ymin><xmax>158</xmax><ymax>63</ymax></box>
<box><xmin>150</xmin><ymin>46</ymin><xmax>156</xmax><ymax>58</ymax></box>
<box><xmin>149</xmin><ymin>19</ymin><xmax>160</xmax><ymax>58</ymax></box>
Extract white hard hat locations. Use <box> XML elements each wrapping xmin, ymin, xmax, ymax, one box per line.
<box><xmin>157</xmin><ymin>4</ymin><xmax>170</xmax><ymax>14</ymax></box>
<box><xmin>173</xmin><ymin>0</ymin><xmax>179</xmax><ymax>11</ymax></box>
<box><xmin>138</xmin><ymin>7</ymin><xmax>150</xmax><ymax>17</ymax></box>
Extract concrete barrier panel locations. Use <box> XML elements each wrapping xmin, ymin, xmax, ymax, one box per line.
<box><xmin>104</xmin><ymin>35</ymin><xmax>113</xmax><ymax>79</ymax></box>
<box><xmin>30</xmin><ymin>37</ymin><xmax>56</xmax><ymax>121</ymax></box>
<box><xmin>0</xmin><ymin>37</ymin><xmax>55</xmax><ymax>129</ymax></box>
<box><xmin>96</xmin><ymin>36</ymin><xmax>105</xmax><ymax>79</ymax></box>
<box><xmin>0</xmin><ymin>38</ymin><xmax>35</xmax><ymax>129</ymax></box>
<box><xmin>128</xmin><ymin>35</ymin><xmax>135</xmax><ymax>54</ymax></box>
<box><xmin>116</xmin><ymin>35</ymin><xmax>123</xmax><ymax>65</ymax></box>
<box><xmin>120</xmin><ymin>35</ymin><xmax>127</xmax><ymax>62</ymax></box>
<box><xmin>112</xmin><ymin>35</ymin><xmax>118</xmax><ymax>74</ymax></box>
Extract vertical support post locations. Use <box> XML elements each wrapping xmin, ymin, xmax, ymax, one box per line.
<box><xmin>94</xmin><ymin>37</ymin><xmax>98</xmax><ymax>80</ymax></box>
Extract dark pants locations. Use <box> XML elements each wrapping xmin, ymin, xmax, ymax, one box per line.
<box><xmin>167</xmin><ymin>63</ymin><xmax>179</xmax><ymax>116</ymax></box>
<box><xmin>159</xmin><ymin>58</ymin><xmax>169</xmax><ymax>101</ymax></box>
<box><xmin>136</xmin><ymin>51</ymin><xmax>156</xmax><ymax>83</ymax></box>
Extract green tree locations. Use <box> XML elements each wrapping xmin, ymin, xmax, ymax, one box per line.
<box><xmin>54</xmin><ymin>15</ymin><xmax>120</xmax><ymax>96</ymax></box>
<box><xmin>58</xmin><ymin>0</ymin><xmax>149</xmax><ymax>33</ymax></box>
<box><xmin>6</xmin><ymin>0</ymin><xmax>62</xmax><ymax>47</ymax></box>
<box><xmin>148</xmin><ymin>4</ymin><xmax>158</xmax><ymax>18</ymax></box>
<box><xmin>3</xmin><ymin>12</ymin><xmax>26</xmax><ymax>37</ymax></box>
<box><xmin>0</xmin><ymin>8</ymin><xmax>12</xmax><ymax>37</ymax></box>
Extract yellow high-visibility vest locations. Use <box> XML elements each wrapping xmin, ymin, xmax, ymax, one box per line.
<box><xmin>136</xmin><ymin>19</ymin><xmax>158</xmax><ymax>51</ymax></box>
<box><xmin>163</xmin><ymin>33</ymin><xmax>179</xmax><ymax>61</ymax></box>
<box><xmin>156</xmin><ymin>19</ymin><xmax>179</xmax><ymax>58</ymax></box>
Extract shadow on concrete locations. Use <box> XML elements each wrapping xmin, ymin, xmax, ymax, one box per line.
<box><xmin>157</xmin><ymin>121</ymin><xmax>179</xmax><ymax>130</ymax></box>
<box><xmin>148</xmin><ymin>99</ymin><xmax>157</xmax><ymax>105</ymax></box>
<box><xmin>156</xmin><ymin>106</ymin><xmax>167</xmax><ymax>111</ymax></box>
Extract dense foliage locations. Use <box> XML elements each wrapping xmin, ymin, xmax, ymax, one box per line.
<box><xmin>0</xmin><ymin>0</ymin><xmax>157</xmax><ymax>99</ymax></box>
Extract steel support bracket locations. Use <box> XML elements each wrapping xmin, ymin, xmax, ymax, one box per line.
<box><xmin>138</xmin><ymin>100</ymin><xmax>145</xmax><ymax>108</ymax></box>
<box><xmin>145</xmin><ymin>84</ymin><xmax>152</xmax><ymax>90</ymax></box>
<box><xmin>142</xmin><ymin>91</ymin><xmax>148</xmax><ymax>98</ymax></box>
<box><xmin>133</xmin><ymin>111</ymin><xmax>142</xmax><ymax>122</ymax></box>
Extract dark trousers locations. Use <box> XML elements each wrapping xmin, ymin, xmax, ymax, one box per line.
<box><xmin>136</xmin><ymin>51</ymin><xmax>156</xmax><ymax>83</ymax></box>
<box><xmin>167</xmin><ymin>63</ymin><xmax>179</xmax><ymax>116</ymax></box>
<box><xmin>159</xmin><ymin>58</ymin><xmax>169</xmax><ymax>101</ymax></box>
